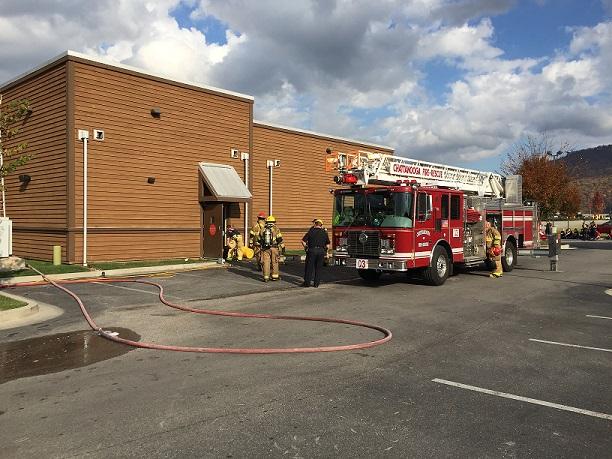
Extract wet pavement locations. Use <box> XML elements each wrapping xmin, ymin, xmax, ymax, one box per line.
<box><xmin>0</xmin><ymin>328</ymin><xmax>139</xmax><ymax>384</ymax></box>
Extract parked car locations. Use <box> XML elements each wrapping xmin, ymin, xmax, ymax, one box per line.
<box><xmin>596</xmin><ymin>219</ymin><xmax>612</xmax><ymax>236</ymax></box>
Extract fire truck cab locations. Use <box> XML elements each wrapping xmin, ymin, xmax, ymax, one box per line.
<box><xmin>328</xmin><ymin>150</ymin><xmax>538</xmax><ymax>286</ymax></box>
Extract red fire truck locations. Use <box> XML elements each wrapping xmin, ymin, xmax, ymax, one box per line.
<box><xmin>327</xmin><ymin>150</ymin><xmax>539</xmax><ymax>285</ymax></box>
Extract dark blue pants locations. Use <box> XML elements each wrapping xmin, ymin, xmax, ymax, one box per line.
<box><xmin>304</xmin><ymin>247</ymin><xmax>325</xmax><ymax>286</ymax></box>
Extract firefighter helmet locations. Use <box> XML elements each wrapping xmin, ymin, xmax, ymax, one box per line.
<box><xmin>266</xmin><ymin>215</ymin><xmax>276</xmax><ymax>223</ymax></box>
<box><xmin>313</xmin><ymin>218</ymin><xmax>323</xmax><ymax>225</ymax></box>
<box><xmin>257</xmin><ymin>211</ymin><xmax>266</xmax><ymax>219</ymax></box>
<box><xmin>492</xmin><ymin>246</ymin><xmax>502</xmax><ymax>256</ymax></box>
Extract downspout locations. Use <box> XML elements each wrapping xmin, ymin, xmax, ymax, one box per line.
<box><xmin>242</xmin><ymin>152</ymin><xmax>249</xmax><ymax>236</ymax></box>
<box><xmin>78</xmin><ymin>130</ymin><xmax>89</xmax><ymax>266</ymax></box>
<box><xmin>267</xmin><ymin>161</ymin><xmax>273</xmax><ymax>215</ymax></box>
<box><xmin>0</xmin><ymin>94</ymin><xmax>5</xmax><ymax>218</ymax></box>
<box><xmin>0</xmin><ymin>150</ymin><xmax>5</xmax><ymax>219</ymax></box>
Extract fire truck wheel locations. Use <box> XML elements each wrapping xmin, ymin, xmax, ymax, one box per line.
<box><xmin>357</xmin><ymin>269</ymin><xmax>382</xmax><ymax>282</ymax></box>
<box><xmin>424</xmin><ymin>246</ymin><xmax>450</xmax><ymax>286</ymax></box>
<box><xmin>501</xmin><ymin>241</ymin><xmax>517</xmax><ymax>272</ymax></box>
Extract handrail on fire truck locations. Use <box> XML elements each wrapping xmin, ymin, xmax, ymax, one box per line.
<box><xmin>326</xmin><ymin>149</ymin><xmax>505</xmax><ymax>198</ymax></box>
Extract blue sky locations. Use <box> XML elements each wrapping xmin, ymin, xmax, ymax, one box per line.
<box><xmin>1</xmin><ymin>0</ymin><xmax>612</xmax><ymax>173</ymax></box>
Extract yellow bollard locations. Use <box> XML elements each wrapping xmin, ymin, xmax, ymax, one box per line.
<box><xmin>53</xmin><ymin>245</ymin><xmax>62</xmax><ymax>266</ymax></box>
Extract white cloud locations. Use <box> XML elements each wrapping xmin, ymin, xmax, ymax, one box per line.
<box><xmin>416</xmin><ymin>19</ymin><xmax>502</xmax><ymax>60</ymax></box>
<box><xmin>1</xmin><ymin>1</ymin><xmax>612</xmax><ymax>168</ymax></box>
<box><xmin>0</xmin><ymin>0</ymin><xmax>240</xmax><ymax>84</ymax></box>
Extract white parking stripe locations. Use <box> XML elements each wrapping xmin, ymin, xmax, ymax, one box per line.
<box><xmin>92</xmin><ymin>282</ymin><xmax>159</xmax><ymax>296</ymax></box>
<box><xmin>432</xmin><ymin>378</ymin><xmax>612</xmax><ymax>420</ymax></box>
<box><xmin>529</xmin><ymin>338</ymin><xmax>612</xmax><ymax>353</ymax></box>
<box><xmin>586</xmin><ymin>314</ymin><xmax>612</xmax><ymax>320</ymax></box>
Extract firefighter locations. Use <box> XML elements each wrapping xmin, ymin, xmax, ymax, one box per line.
<box><xmin>225</xmin><ymin>225</ymin><xmax>245</xmax><ymax>261</ymax></box>
<box><xmin>485</xmin><ymin>220</ymin><xmax>503</xmax><ymax>278</ymax></box>
<box><xmin>249</xmin><ymin>211</ymin><xmax>267</xmax><ymax>270</ymax></box>
<box><xmin>301</xmin><ymin>218</ymin><xmax>330</xmax><ymax>287</ymax></box>
<box><xmin>259</xmin><ymin>215</ymin><xmax>284</xmax><ymax>282</ymax></box>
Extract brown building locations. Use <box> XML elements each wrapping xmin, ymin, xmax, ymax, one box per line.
<box><xmin>0</xmin><ymin>51</ymin><xmax>392</xmax><ymax>263</ymax></box>
<box><xmin>252</xmin><ymin>121</ymin><xmax>393</xmax><ymax>247</ymax></box>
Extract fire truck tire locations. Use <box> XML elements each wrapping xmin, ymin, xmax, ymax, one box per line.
<box><xmin>424</xmin><ymin>246</ymin><xmax>450</xmax><ymax>286</ymax></box>
<box><xmin>501</xmin><ymin>241</ymin><xmax>517</xmax><ymax>272</ymax></box>
<box><xmin>357</xmin><ymin>269</ymin><xmax>382</xmax><ymax>282</ymax></box>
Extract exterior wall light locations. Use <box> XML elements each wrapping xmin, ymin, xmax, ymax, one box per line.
<box><xmin>147</xmin><ymin>177</ymin><xmax>156</xmax><ymax>184</ymax></box>
<box><xmin>151</xmin><ymin>108</ymin><xmax>161</xmax><ymax>118</ymax></box>
<box><xmin>19</xmin><ymin>174</ymin><xmax>31</xmax><ymax>183</ymax></box>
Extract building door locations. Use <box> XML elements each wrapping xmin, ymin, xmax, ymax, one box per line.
<box><xmin>202</xmin><ymin>203</ymin><xmax>224</xmax><ymax>258</ymax></box>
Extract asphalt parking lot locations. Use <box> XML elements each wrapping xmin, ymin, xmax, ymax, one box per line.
<box><xmin>1</xmin><ymin>241</ymin><xmax>611</xmax><ymax>458</ymax></box>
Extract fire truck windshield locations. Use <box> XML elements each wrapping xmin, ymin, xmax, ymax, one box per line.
<box><xmin>333</xmin><ymin>190</ymin><xmax>414</xmax><ymax>228</ymax></box>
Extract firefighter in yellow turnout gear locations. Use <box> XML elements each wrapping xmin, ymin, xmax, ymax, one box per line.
<box><xmin>225</xmin><ymin>225</ymin><xmax>245</xmax><ymax>261</ymax></box>
<box><xmin>259</xmin><ymin>215</ymin><xmax>284</xmax><ymax>282</ymax></box>
<box><xmin>249</xmin><ymin>211</ymin><xmax>267</xmax><ymax>269</ymax></box>
<box><xmin>485</xmin><ymin>220</ymin><xmax>503</xmax><ymax>278</ymax></box>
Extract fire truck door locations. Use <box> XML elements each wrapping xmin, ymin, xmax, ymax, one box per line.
<box><xmin>449</xmin><ymin>194</ymin><xmax>463</xmax><ymax>258</ymax></box>
<box><xmin>414</xmin><ymin>192</ymin><xmax>434</xmax><ymax>264</ymax></box>
<box><xmin>431</xmin><ymin>192</ymin><xmax>446</xmax><ymax>246</ymax></box>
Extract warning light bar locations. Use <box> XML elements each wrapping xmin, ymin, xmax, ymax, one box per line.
<box><xmin>343</xmin><ymin>174</ymin><xmax>358</xmax><ymax>184</ymax></box>
<box><xmin>334</xmin><ymin>173</ymin><xmax>359</xmax><ymax>185</ymax></box>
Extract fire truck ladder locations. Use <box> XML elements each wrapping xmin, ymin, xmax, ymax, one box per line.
<box><xmin>329</xmin><ymin>150</ymin><xmax>505</xmax><ymax>198</ymax></box>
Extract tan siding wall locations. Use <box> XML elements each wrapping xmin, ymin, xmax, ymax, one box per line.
<box><xmin>252</xmin><ymin>124</ymin><xmax>393</xmax><ymax>249</ymax></box>
<box><xmin>84</xmin><ymin>231</ymin><xmax>201</xmax><ymax>261</ymax></box>
<box><xmin>12</xmin><ymin>232</ymin><xmax>67</xmax><ymax>261</ymax></box>
<box><xmin>72</xmin><ymin>61</ymin><xmax>251</xmax><ymax>262</ymax></box>
<box><xmin>2</xmin><ymin>63</ymin><xmax>68</xmax><ymax>260</ymax></box>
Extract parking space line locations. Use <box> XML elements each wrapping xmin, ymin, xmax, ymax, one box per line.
<box><xmin>92</xmin><ymin>282</ymin><xmax>160</xmax><ymax>296</ymax></box>
<box><xmin>586</xmin><ymin>315</ymin><xmax>612</xmax><ymax>320</ymax></box>
<box><xmin>432</xmin><ymin>378</ymin><xmax>612</xmax><ymax>420</ymax></box>
<box><xmin>529</xmin><ymin>338</ymin><xmax>612</xmax><ymax>353</ymax></box>
<box><xmin>173</xmin><ymin>271</ymin><xmax>209</xmax><ymax>278</ymax></box>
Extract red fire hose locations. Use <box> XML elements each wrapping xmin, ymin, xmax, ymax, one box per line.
<box><xmin>4</xmin><ymin>266</ymin><xmax>392</xmax><ymax>354</ymax></box>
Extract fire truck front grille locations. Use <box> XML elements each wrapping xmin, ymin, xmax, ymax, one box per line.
<box><xmin>347</xmin><ymin>231</ymin><xmax>380</xmax><ymax>257</ymax></box>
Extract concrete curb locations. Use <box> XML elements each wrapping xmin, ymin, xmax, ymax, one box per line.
<box><xmin>283</xmin><ymin>255</ymin><xmax>306</xmax><ymax>262</ymax></box>
<box><xmin>0</xmin><ymin>261</ymin><xmax>224</xmax><ymax>286</ymax></box>
<box><xmin>519</xmin><ymin>244</ymin><xmax>574</xmax><ymax>257</ymax></box>
<box><xmin>0</xmin><ymin>293</ymin><xmax>64</xmax><ymax>330</ymax></box>
<box><xmin>0</xmin><ymin>290</ymin><xmax>39</xmax><ymax>321</ymax></box>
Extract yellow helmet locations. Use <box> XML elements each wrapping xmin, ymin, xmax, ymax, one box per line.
<box><xmin>265</xmin><ymin>215</ymin><xmax>276</xmax><ymax>223</ymax></box>
<box><xmin>313</xmin><ymin>218</ymin><xmax>323</xmax><ymax>225</ymax></box>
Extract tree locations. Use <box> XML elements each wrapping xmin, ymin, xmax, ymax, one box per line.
<box><xmin>560</xmin><ymin>184</ymin><xmax>581</xmax><ymax>218</ymax></box>
<box><xmin>0</xmin><ymin>95</ymin><xmax>32</xmax><ymax>217</ymax></box>
<box><xmin>501</xmin><ymin>134</ymin><xmax>580</xmax><ymax>219</ymax></box>
<box><xmin>591</xmin><ymin>191</ymin><xmax>605</xmax><ymax>215</ymax></box>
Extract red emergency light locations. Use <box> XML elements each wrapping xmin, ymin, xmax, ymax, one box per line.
<box><xmin>342</xmin><ymin>173</ymin><xmax>358</xmax><ymax>184</ymax></box>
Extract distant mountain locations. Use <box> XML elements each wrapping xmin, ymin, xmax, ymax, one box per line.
<box><xmin>560</xmin><ymin>145</ymin><xmax>612</xmax><ymax>178</ymax></box>
<box><xmin>560</xmin><ymin>145</ymin><xmax>611</xmax><ymax>214</ymax></box>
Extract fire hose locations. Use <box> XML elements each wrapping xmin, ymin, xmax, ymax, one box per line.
<box><xmin>3</xmin><ymin>265</ymin><xmax>392</xmax><ymax>354</ymax></box>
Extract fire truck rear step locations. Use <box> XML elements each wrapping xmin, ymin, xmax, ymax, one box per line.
<box><xmin>459</xmin><ymin>257</ymin><xmax>486</xmax><ymax>267</ymax></box>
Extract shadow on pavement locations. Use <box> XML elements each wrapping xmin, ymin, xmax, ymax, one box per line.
<box><xmin>226</xmin><ymin>260</ymin><xmax>305</xmax><ymax>286</ymax></box>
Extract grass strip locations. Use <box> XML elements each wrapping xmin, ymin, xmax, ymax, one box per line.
<box><xmin>0</xmin><ymin>294</ymin><xmax>28</xmax><ymax>311</ymax></box>
<box><xmin>0</xmin><ymin>258</ymin><xmax>215</xmax><ymax>278</ymax></box>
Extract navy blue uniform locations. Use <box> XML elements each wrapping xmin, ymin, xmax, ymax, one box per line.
<box><xmin>302</xmin><ymin>226</ymin><xmax>330</xmax><ymax>287</ymax></box>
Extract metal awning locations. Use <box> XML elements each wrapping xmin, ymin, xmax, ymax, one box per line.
<box><xmin>198</xmin><ymin>162</ymin><xmax>252</xmax><ymax>202</ymax></box>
